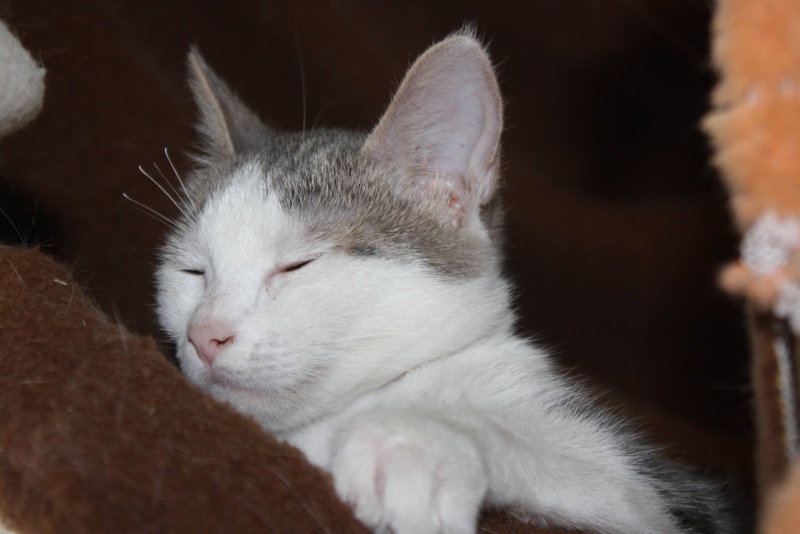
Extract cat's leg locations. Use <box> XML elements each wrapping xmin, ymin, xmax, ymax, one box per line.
<box><xmin>330</xmin><ymin>410</ymin><xmax>487</xmax><ymax>534</ymax></box>
<box><xmin>327</xmin><ymin>404</ymin><xmax>725</xmax><ymax>534</ymax></box>
<box><xmin>483</xmin><ymin>411</ymin><xmax>718</xmax><ymax>534</ymax></box>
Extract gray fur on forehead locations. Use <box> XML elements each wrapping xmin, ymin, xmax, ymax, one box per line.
<box><xmin>186</xmin><ymin>128</ymin><xmax>502</xmax><ymax>279</ymax></box>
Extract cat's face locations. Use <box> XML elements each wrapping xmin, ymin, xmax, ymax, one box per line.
<box><xmin>156</xmin><ymin>32</ymin><xmax>508</xmax><ymax>433</ymax></box>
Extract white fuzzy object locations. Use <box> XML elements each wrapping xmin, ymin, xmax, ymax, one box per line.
<box><xmin>0</xmin><ymin>18</ymin><xmax>44</xmax><ymax>137</ymax></box>
<box><xmin>742</xmin><ymin>211</ymin><xmax>800</xmax><ymax>333</ymax></box>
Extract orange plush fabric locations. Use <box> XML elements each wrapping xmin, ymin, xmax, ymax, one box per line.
<box><xmin>704</xmin><ymin>0</ymin><xmax>800</xmax><ymax>517</ymax></box>
<box><xmin>707</xmin><ymin>0</ymin><xmax>800</xmax><ymax>312</ymax></box>
<box><xmin>706</xmin><ymin>0</ymin><xmax>800</xmax><ymax>227</ymax></box>
<box><xmin>761</xmin><ymin>463</ymin><xmax>800</xmax><ymax>534</ymax></box>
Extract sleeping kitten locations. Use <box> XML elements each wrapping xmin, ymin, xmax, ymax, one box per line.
<box><xmin>155</xmin><ymin>31</ymin><xmax>733</xmax><ymax>534</ymax></box>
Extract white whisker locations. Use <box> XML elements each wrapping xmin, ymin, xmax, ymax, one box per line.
<box><xmin>165</xmin><ymin>147</ymin><xmax>197</xmax><ymax>212</ymax></box>
<box><xmin>153</xmin><ymin>162</ymin><xmax>189</xmax><ymax>214</ymax></box>
<box><xmin>122</xmin><ymin>193</ymin><xmax>179</xmax><ymax>230</ymax></box>
<box><xmin>138</xmin><ymin>165</ymin><xmax>190</xmax><ymax>220</ymax></box>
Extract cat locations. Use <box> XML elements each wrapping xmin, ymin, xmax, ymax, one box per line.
<box><xmin>155</xmin><ymin>30</ymin><xmax>734</xmax><ymax>534</ymax></box>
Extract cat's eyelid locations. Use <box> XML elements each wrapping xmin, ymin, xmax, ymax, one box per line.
<box><xmin>279</xmin><ymin>258</ymin><xmax>315</xmax><ymax>273</ymax></box>
<box><xmin>180</xmin><ymin>268</ymin><xmax>205</xmax><ymax>276</ymax></box>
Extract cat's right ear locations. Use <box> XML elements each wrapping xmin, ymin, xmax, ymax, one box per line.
<box><xmin>187</xmin><ymin>48</ymin><xmax>265</xmax><ymax>158</ymax></box>
<box><xmin>363</xmin><ymin>31</ymin><xmax>503</xmax><ymax>227</ymax></box>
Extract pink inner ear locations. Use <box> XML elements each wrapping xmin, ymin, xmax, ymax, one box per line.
<box><xmin>364</xmin><ymin>34</ymin><xmax>503</xmax><ymax>222</ymax></box>
<box><xmin>424</xmin><ymin>73</ymin><xmax>500</xmax><ymax>203</ymax></box>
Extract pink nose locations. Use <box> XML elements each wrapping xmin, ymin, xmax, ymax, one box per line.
<box><xmin>188</xmin><ymin>322</ymin><xmax>235</xmax><ymax>365</ymax></box>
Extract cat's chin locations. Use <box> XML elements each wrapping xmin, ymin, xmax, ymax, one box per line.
<box><xmin>207</xmin><ymin>374</ymin><xmax>291</xmax><ymax>401</ymax></box>
<box><xmin>205</xmin><ymin>369</ymin><xmax>318</xmax><ymax>407</ymax></box>
<box><xmin>207</xmin><ymin>380</ymin><xmax>290</xmax><ymax>414</ymax></box>
<box><xmin>206</xmin><ymin>380</ymin><xmax>320</xmax><ymax>434</ymax></box>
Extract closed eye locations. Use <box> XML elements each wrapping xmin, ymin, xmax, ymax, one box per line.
<box><xmin>181</xmin><ymin>269</ymin><xmax>205</xmax><ymax>276</ymax></box>
<box><xmin>280</xmin><ymin>259</ymin><xmax>314</xmax><ymax>273</ymax></box>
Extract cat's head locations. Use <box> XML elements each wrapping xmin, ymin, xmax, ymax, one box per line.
<box><xmin>156</xmin><ymin>31</ymin><xmax>512</xmax><ymax>433</ymax></box>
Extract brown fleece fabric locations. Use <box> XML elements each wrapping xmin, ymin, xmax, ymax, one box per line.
<box><xmin>0</xmin><ymin>0</ymin><xmax>755</xmax><ymax>531</ymax></box>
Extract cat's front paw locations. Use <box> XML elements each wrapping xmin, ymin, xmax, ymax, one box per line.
<box><xmin>331</xmin><ymin>413</ymin><xmax>487</xmax><ymax>534</ymax></box>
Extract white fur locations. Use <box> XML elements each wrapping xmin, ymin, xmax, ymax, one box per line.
<box><xmin>0</xmin><ymin>19</ymin><xmax>44</xmax><ymax>137</ymax></box>
<box><xmin>159</xmin><ymin>161</ymin><xmax>513</xmax><ymax>434</ymax></box>
<box><xmin>158</xmin><ymin>160</ymin><xmax>696</xmax><ymax>534</ymax></box>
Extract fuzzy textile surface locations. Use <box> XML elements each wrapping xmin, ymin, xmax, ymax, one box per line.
<box><xmin>706</xmin><ymin>0</ymin><xmax>800</xmax><ymax>227</ymax></box>
<box><xmin>704</xmin><ymin>0</ymin><xmax>800</xmax><ymax>511</ymax></box>
<box><xmin>761</xmin><ymin>462</ymin><xmax>800</xmax><ymax>534</ymax></box>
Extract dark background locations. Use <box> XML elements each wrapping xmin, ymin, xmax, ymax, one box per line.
<box><xmin>0</xmin><ymin>0</ymin><xmax>753</xmax><ymax>505</ymax></box>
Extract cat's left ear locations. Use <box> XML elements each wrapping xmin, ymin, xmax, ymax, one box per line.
<box><xmin>187</xmin><ymin>48</ymin><xmax>266</xmax><ymax>158</ymax></box>
<box><xmin>363</xmin><ymin>31</ymin><xmax>503</xmax><ymax>225</ymax></box>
